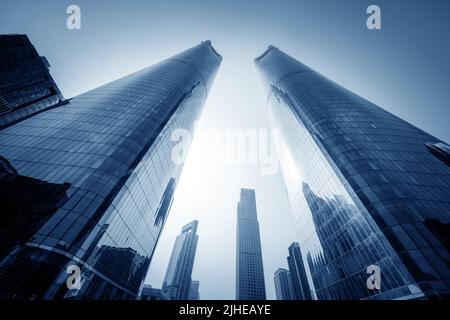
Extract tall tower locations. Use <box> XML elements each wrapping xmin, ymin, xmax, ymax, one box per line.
<box><xmin>255</xmin><ymin>46</ymin><xmax>450</xmax><ymax>300</ymax></box>
<box><xmin>273</xmin><ymin>268</ymin><xmax>295</xmax><ymax>300</ymax></box>
<box><xmin>162</xmin><ymin>220</ymin><xmax>199</xmax><ymax>300</ymax></box>
<box><xmin>0</xmin><ymin>41</ymin><xmax>221</xmax><ymax>299</ymax></box>
<box><xmin>236</xmin><ymin>188</ymin><xmax>266</xmax><ymax>300</ymax></box>
<box><xmin>0</xmin><ymin>35</ymin><xmax>66</xmax><ymax>128</ymax></box>
<box><xmin>287</xmin><ymin>242</ymin><xmax>312</xmax><ymax>300</ymax></box>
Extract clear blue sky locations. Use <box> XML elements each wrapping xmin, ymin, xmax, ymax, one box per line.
<box><xmin>1</xmin><ymin>0</ymin><xmax>449</xmax><ymax>299</ymax></box>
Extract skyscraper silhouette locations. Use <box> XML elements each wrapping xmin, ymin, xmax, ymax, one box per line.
<box><xmin>236</xmin><ymin>188</ymin><xmax>266</xmax><ymax>300</ymax></box>
<box><xmin>0</xmin><ymin>41</ymin><xmax>221</xmax><ymax>299</ymax></box>
<box><xmin>255</xmin><ymin>46</ymin><xmax>450</xmax><ymax>300</ymax></box>
<box><xmin>162</xmin><ymin>220</ymin><xmax>199</xmax><ymax>300</ymax></box>
<box><xmin>287</xmin><ymin>242</ymin><xmax>312</xmax><ymax>300</ymax></box>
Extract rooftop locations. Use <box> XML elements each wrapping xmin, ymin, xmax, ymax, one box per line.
<box><xmin>254</xmin><ymin>45</ymin><xmax>278</xmax><ymax>62</ymax></box>
<box><xmin>201</xmin><ymin>40</ymin><xmax>222</xmax><ymax>61</ymax></box>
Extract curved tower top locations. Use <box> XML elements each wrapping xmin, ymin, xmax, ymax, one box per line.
<box><xmin>254</xmin><ymin>45</ymin><xmax>313</xmax><ymax>98</ymax></box>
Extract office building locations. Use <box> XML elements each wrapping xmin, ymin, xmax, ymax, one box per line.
<box><xmin>274</xmin><ymin>268</ymin><xmax>295</xmax><ymax>300</ymax></box>
<box><xmin>255</xmin><ymin>46</ymin><xmax>450</xmax><ymax>299</ymax></box>
<box><xmin>236</xmin><ymin>188</ymin><xmax>266</xmax><ymax>300</ymax></box>
<box><xmin>0</xmin><ymin>41</ymin><xmax>221</xmax><ymax>299</ymax></box>
<box><xmin>0</xmin><ymin>34</ymin><xmax>65</xmax><ymax>128</ymax></box>
<box><xmin>162</xmin><ymin>220</ymin><xmax>199</xmax><ymax>300</ymax></box>
<box><xmin>287</xmin><ymin>242</ymin><xmax>312</xmax><ymax>300</ymax></box>
<box><xmin>140</xmin><ymin>285</ymin><xmax>165</xmax><ymax>300</ymax></box>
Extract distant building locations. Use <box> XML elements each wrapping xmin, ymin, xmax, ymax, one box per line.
<box><xmin>0</xmin><ymin>34</ymin><xmax>65</xmax><ymax>128</ymax></box>
<box><xmin>287</xmin><ymin>242</ymin><xmax>312</xmax><ymax>300</ymax></box>
<box><xmin>236</xmin><ymin>188</ymin><xmax>266</xmax><ymax>300</ymax></box>
<box><xmin>188</xmin><ymin>280</ymin><xmax>200</xmax><ymax>300</ymax></box>
<box><xmin>162</xmin><ymin>220</ymin><xmax>199</xmax><ymax>300</ymax></box>
<box><xmin>274</xmin><ymin>268</ymin><xmax>295</xmax><ymax>300</ymax></box>
<box><xmin>140</xmin><ymin>285</ymin><xmax>165</xmax><ymax>300</ymax></box>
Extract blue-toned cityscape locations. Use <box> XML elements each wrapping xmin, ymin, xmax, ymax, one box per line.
<box><xmin>0</xmin><ymin>0</ymin><xmax>449</xmax><ymax>303</ymax></box>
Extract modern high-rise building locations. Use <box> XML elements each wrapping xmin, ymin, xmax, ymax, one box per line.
<box><xmin>162</xmin><ymin>220</ymin><xmax>199</xmax><ymax>300</ymax></box>
<box><xmin>274</xmin><ymin>268</ymin><xmax>295</xmax><ymax>300</ymax></box>
<box><xmin>188</xmin><ymin>280</ymin><xmax>200</xmax><ymax>300</ymax></box>
<box><xmin>287</xmin><ymin>242</ymin><xmax>312</xmax><ymax>300</ymax></box>
<box><xmin>0</xmin><ymin>41</ymin><xmax>221</xmax><ymax>299</ymax></box>
<box><xmin>255</xmin><ymin>46</ymin><xmax>450</xmax><ymax>300</ymax></box>
<box><xmin>140</xmin><ymin>285</ymin><xmax>165</xmax><ymax>300</ymax></box>
<box><xmin>236</xmin><ymin>188</ymin><xmax>266</xmax><ymax>300</ymax></box>
<box><xmin>0</xmin><ymin>35</ymin><xmax>66</xmax><ymax>128</ymax></box>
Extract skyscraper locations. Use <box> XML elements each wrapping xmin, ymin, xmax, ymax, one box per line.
<box><xmin>236</xmin><ymin>188</ymin><xmax>266</xmax><ymax>300</ymax></box>
<box><xmin>255</xmin><ymin>46</ymin><xmax>450</xmax><ymax>300</ymax></box>
<box><xmin>273</xmin><ymin>268</ymin><xmax>295</xmax><ymax>300</ymax></box>
<box><xmin>162</xmin><ymin>220</ymin><xmax>199</xmax><ymax>300</ymax></box>
<box><xmin>0</xmin><ymin>35</ymin><xmax>66</xmax><ymax>128</ymax></box>
<box><xmin>287</xmin><ymin>242</ymin><xmax>312</xmax><ymax>300</ymax></box>
<box><xmin>0</xmin><ymin>41</ymin><xmax>221</xmax><ymax>299</ymax></box>
<box><xmin>188</xmin><ymin>280</ymin><xmax>200</xmax><ymax>300</ymax></box>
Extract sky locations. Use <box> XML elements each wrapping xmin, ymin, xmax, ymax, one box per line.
<box><xmin>1</xmin><ymin>0</ymin><xmax>449</xmax><ymax>299</ymax></box>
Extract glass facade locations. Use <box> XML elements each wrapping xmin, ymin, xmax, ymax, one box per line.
<box><xmin>0</xmin><ymin>35</ymin><xmax>65</xmax><ymax>128</ymax></box>
<box><xmin>425</xmin><ymin>142</ymin><xmax>450</xmax><ymax>167</ymax></box>
<box><xmin>162</xmin><ymin>220</ymin><xmax>199</xmax><ymax>300</ymax></box>
<box><xmin>0</xmin><ymin>41</ymin><xmax>221</xmax><ymax>299</ymax></box>
<box><xmin>236</xmin><ymin>188</ymin><xmax>266</xmax><ymax>300</ymax></box>
<box><xmin>274</xmin><ymin>268</ymin><xmax>295</xmax><ymax>300</ymax></box>
<box><xmin>255</xmin><ymin>46</ymin><xmax>450</xmax><ymax>300</ymax></box>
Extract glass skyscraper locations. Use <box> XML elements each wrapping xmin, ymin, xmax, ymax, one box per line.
<box><xmin>236</xmin><ymin>188</ymin><xmax>266</xmax><ymax>300</ymax></box>
<box><xmin>287</xmin><ymin>242</ymin><xmax>312</xmax><ymax>300</ymax></box>
<box><xmin>162</xmin><ymin>220</ymin><xmax>199</xmax><ymax>300</ymax></box>
<box><xmin>274</xmin><ymin>268</ymin><xmax>295</xmax><ymax>300</ymax></box>
<box><xmin>0</xmin><ymin>35</ymin><xmax>66</xmax><ymax>129</ymax></box>
<box><xmin>0</xmin><ymin>41</ymin><xmax>221</xmax><ymax>299</ymax></box>
<box><xmin>255</xmin><ymin>46</ymin><xmax>450</xmax><ymax>300</ymax></box>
